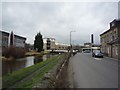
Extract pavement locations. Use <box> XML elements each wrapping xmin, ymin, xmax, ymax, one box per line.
<box><xmin>68</xmin><ymin>53</ymin><xmax>118</xmax><ymax>88</ymax></box>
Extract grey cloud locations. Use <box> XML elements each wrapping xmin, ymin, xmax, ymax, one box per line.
<box><xmin>2</xmin><ymin>2</ymin><xmax>118</xmax><ymax>45</ymax></box>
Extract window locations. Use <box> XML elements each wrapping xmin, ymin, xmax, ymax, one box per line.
<box><xmin>107</xmin><ymin>35</ymin><xmax>109</xmax><ymax>42</ymax></box>
<box><xmin>116</xmin><ymin>46</ymin><xmax>118</xmax><ymax>55</ymax></box>
<box><xmin>114</xmin><ymin>28</ymin><xmax>118</xmax><ymax>39</ymax></box>
<box><xmin>111</xmin><ymin>22</ymin><xmax>115</xmax><ymax>27</ymax></box>
<box><xmin>112</xmin><ymin>35</ymin><xmax>114</xmax><ymax>41</ymax></box>
<box><xmin>110</xmin><ymin>33</ymin><xmax>113</xmax><ymax>41</ymax></box>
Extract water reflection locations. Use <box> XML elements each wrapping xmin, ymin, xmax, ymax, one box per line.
<box><xmin>34</xmin><ymin>56</ymin><xmax>43</xmax><ymax>64</ymax></box>
<box><xmin>42</xmin><ymin>54</ymin><xmax>54</xmax><ymax>61</ymax></box>
<box><xmin>25</xmin><ymin>56</ymin><xmax>34</xmax><ymax>67</ymax></box>
<box><xmin>2</xmin><ymin>54</ymin><xmax>55</xmax><ymax>76</ymax></box>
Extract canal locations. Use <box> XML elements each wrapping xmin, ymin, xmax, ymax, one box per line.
<box><xmin>2</xmin><ymin>54</ymin><xmax>56</xmax><ymax>75</ymax></box>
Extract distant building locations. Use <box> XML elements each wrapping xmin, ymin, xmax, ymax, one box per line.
<box><xmin>43</xmin><ymin>38</ymin><xmax>69</xmax><ymax>51</ymax></box>
<box><xmin>100</xmin><ymin>19</ymin><xmax>120</xmax><ymax>59</ymax></box>
<box><xmin>55</xmin><ymin>43</ymin><xmax>69</xmax><ymax>50</ymax></box>
<box><xmin>82</xmin><ymin>43</ymin><xmax>91</xmax><ymax>52</ymax></box>
<box><xmin>0</xmin><ymin>31</ymin><xmax>26</xmax><ymax>54</ymax></box>
<box><xmin>43</xmin><ymin>38</ymin><xmax>55</xmax><ymax>50</ymax></box>
<box><xmin>84</xmin><ymin>43</ymin><xmax>92</xmax><ymax>48</ymax></box>
<box><xmin>25</xmin><ymin>43</ymin><xmax>34</xmax><ymax>51</ymax></box>
<box><xmin>82</xmin><ymin>42</ymin><xmax>100</xmax><ymax>52</ymax></box>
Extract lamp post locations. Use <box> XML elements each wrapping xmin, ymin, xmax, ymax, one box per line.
<box><xmin>70</xmin><ymin>31</ymin><xmax>76</xmax><ymax>56</ymax></box>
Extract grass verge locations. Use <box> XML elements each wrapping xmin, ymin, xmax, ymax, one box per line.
<box><xmin>2</xmin><ymin>54</ymin><xmax>64</xmax><ymax>89</ymax></box>
<box><xmin>16</xmin><ymin>56</ymin><xmax>61</xmax><ymax>88</ymax></box>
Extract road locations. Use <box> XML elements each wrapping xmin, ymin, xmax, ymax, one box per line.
<box><xmin>69</xmin><ymin>53</ymin><xmax>118</xmax><ymax>88</ymax></box>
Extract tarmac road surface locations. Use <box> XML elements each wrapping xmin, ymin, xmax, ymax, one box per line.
<box><xmin>69</xmin><ymin>53</ymin><xmax>118</xmax><ymax>88</ymax></box>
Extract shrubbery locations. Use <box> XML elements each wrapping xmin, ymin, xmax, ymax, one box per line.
<box><xmin>2</xmin><ymin>46</ymin><xmax>26</xmax><ymax>58</ymax></box>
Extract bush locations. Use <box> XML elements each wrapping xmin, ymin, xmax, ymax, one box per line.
<box><xmin>3</xmin><ymin>46</ymin><xmax>26</xmax><ymax>58</ymax></box>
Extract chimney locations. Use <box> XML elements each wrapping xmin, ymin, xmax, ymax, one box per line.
<box><xmin>91</xmin><ymin>34</ymin><xmax>94</xmax><ymax>44</ymax></box>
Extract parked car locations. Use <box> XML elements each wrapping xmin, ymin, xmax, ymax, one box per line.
<box><xmin>73</xmin><ymin>50</ymin><xmax>77</xmax><ymax>56</ymax></box>
<box><xmin>83</xmin><ymin>50</ymin><xmax>91</xmax><ymax>53</ymax></box>
<box><xmin>92</xmin><ymin>50</ymin><xmax>103</xmax><ymax>58</ymax></box>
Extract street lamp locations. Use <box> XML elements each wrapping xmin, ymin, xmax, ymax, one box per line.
<box><xmin>70</xmin><ymin>31</ymin><xmax>76</xmax><ymax>55</ymax></box>
<box><xmin>70</xmin><ymin>31</ymin><xmax>76</xmax><ymax>46</ymax></box>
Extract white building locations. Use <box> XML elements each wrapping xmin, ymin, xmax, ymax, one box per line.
<box><xmin>43</xmin><ymin>38</ymin><xmax>55</xmax><ymax>50</ymax></box>
<box><xmin>82</xmin><ymin>43</ymin><xmax>100</xmax><ymax>52</ymax></box>
<box><xmin>55</xmin><ymin>42</ymin><xmax>69</xmax><ymax>50</ymax></box>
<box><xmin>43</xmin><ymin>38</ymin><xmax>69</xmax><ymax>51</ymax></box>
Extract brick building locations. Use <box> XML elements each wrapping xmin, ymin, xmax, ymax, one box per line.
<box><xmin>100</xmin><ymin>19</ymin><xmax>120</xmax><ymax>59</ymax></box>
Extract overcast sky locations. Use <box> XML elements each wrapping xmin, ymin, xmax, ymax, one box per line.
<box><xmin>2</xmin><ymin>1</ymin><xmax>118</xmax><ymax>45</ymax></box>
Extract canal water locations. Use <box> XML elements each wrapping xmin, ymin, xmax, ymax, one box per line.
<box><xmin>2</xmin><ymin>54</ymin><xmax>56</xmax><ymax>76</ymax></box>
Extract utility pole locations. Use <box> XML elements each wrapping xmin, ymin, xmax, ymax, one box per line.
<box><xmin>70</xmin><ymin>31</ymin><xmax>76</xmax><ymax>56</ymax></box>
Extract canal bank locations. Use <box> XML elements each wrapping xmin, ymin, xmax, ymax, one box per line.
<box><xmin>2</xmin><ymin>53</ymin><xmax>55</xmax><ymax>75</ymax></box>
<box><xmin>2</xmin><ymin>53</ymin><xmax>69</xmax><ymax>89</ymax></box>
<box><xmin>1</xmin><ymin>51</ymin><xmax>49</xmax><ymax>61</ymax></box>
<box><xmin>33</xmin><ymin>52</ymin><xmax>71</xmax><ymax>88</ymax></box>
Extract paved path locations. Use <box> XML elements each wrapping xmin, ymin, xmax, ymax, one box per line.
<box><xmin>69</xmin><ymin>53</ymin><xmax>118</xmax><ymax>88</ymax></box>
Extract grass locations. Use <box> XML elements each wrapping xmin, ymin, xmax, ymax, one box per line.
<box><xmin>16</xmin><ymin>58</ymin><xmax>60</xmax><ymax>88</ymax></box>
<box><xmin>2</xmin><ymin>54</ymin><xmax>64</xmax><ymax>89</ymax></box>
<box><xmin>25</xmin><ymin>51</ymin><xmax>49</xmax><ymax>57</ymax></box>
